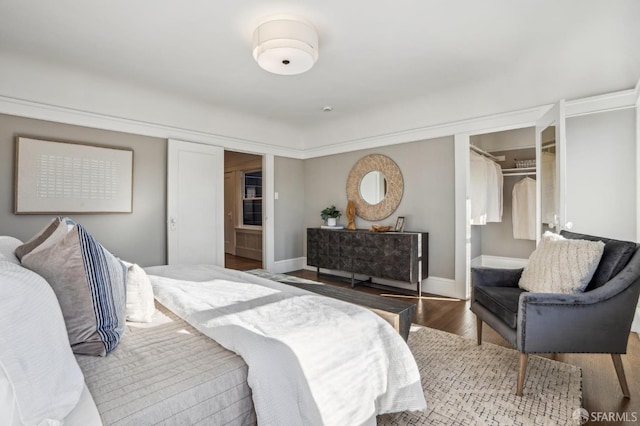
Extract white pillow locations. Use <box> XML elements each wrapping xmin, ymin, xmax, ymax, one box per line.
<box><xmin>124</xmin><ymin>261</ymin><xmax>156</xmax><ymax>323</ymax></box>
<box><xmin>0</xmin><ymin>237</ymin><xmax>22</xmax><ymax>264</ymax></box>
<box><xmin>0</xmin><ymin>262</ymin><xmax>85</xmax><ymax>426</ymax></box>
<box><xmin>518</xmin><ymin>231</ymin><xmax>605</xmax><ymax>294</ymax></box>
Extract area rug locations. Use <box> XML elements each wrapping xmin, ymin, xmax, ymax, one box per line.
<box><xmin>378</xmin><ymin>326</ymin><xmax>582</xmax><ymax>425</ymax></box>
<box><xmin>246</xmin><ymin>269</ymin><xmax>583</xmax><ymax>425</ymax></box>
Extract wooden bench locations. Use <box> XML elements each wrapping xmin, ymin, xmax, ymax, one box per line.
<box><xmin>280</xmin><ymin>280</ymin><xmax>416</xmax><ymax>341</ymax></box>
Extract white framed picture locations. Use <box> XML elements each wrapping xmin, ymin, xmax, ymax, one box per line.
<box><xmin>15</xmin><ymin>136</ymin><xmax>133</xmax><ymax>214</ymax></box>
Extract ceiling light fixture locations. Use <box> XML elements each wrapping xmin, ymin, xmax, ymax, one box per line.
<box><xmin>252</xmin><ymin>18</ymin><xmax>318</xmax><ymax>75</ymax></box>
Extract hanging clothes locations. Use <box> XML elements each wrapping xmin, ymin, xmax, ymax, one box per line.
<box><xmin>470</xmin><ymin>150</ymin><xmax>503</xmax><ymax>225</ymax></box>
<box><xmin>512</xmin><ymin>177</ymin><xmax>536</xmax><ymax>240</ymax></box>
<box><xmin>486</xmin><ymin>160</ymin><xmax>503</xmax><ymax>222</ymax></box>
<box><xmin>540</xmin><ymin>151</ymin><xmax>556</xmax><ymax>225</ymax></box>
<box><xmin>469</xmin><ymin>151</ymin><xmax>488</xmax><ymax>225</ymax></box>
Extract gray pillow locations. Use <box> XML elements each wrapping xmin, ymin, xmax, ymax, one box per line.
<box><xmin>22</xmin><ymin>222</ymin><xmax>126</xmax><ymax>356</ymax></box>
<box><xmin>14</xmin><ymin>217</ymin><xmax>61</xmax><ymax>261</ymax></box>
<box><xmin>14</xmin><ymin>217</ymin><xmax>74</xmax><ymax>261</ymax></box>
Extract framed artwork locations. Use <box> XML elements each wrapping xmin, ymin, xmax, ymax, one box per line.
<box><xmin>14</xmin><ymin>136</ymin><xmax>133</xmax><ymax>214</ymax></box>
<box><xmin>394</xmin><ymin>216</ymin><xmax>405</xmax><ymax>232</ymax></box>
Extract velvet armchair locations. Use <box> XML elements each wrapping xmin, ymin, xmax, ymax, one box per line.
<box><xmin>470</xmin><ymin>231</ymin><xmax>640</xmax><ymax>397</ymax></box>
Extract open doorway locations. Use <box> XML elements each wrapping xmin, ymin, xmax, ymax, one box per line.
<box><xmin>224</xmin><ymin>150</ymin><xmax>263</xmax><ymax>271</ymax></box>
<box><xmin>469</xmin><ymin>127</ymin><xmax>537</xmax><ymax>270</ymax></box>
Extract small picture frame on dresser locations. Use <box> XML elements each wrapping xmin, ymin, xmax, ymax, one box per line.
<box><xmin>394</xmin><ymin>216</ymin><xmax>405</xmax><ymax>232</ymax></box>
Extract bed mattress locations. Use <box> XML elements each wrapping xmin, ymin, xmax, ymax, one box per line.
<box><xmin>75</xmin><ymin>302</ymin><xmax>256</xmax><ymax>426</ymax></box>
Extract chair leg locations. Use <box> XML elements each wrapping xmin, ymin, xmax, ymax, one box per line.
<box><xmin>476</xmin><ymin>317</ymin><xmax>483</xmax><ymax>345</ymax></box>
<box><xmin>516</xmin><ymin>353</ymin><xmax>528</xmax><ymax>396</ymax></box>
<box><xmin>611</xmin><ymin>354</ymin><xmax>631</xmax><ymax>399</ymax></box>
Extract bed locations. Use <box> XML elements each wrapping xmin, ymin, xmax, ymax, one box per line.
<box><xmin>0</xmin><ymin>222</ymin><xmax>426</xmax><ymax>426</ymax></box>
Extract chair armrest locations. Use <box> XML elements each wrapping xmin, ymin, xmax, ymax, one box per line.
<box><xmin>471</xmin><ymin>267</ymin><xmax>523</xmax><ymax>288</ymax></box>
<box><xmin>517</xmin><ymin>279</ymin><xmax>640</xmax><ymax>353</ymax></box>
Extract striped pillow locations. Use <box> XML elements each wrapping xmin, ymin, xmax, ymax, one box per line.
<box><xmin>22</xmin><ymin>223</ymin><xmax>126</xmax><ymax>356</ymax></box>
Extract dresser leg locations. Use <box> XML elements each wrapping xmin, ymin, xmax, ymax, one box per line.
<box><xmin>351</xmin><ymin>273</ymin><xmax>355</xmax><ymax>288</ymax></box>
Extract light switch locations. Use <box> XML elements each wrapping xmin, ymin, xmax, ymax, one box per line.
<box><xmin>274</xmin><ymin>192</ymin><xmax>279</xmax><ymax>200</ymax></box>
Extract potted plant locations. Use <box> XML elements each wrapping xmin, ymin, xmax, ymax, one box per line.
<box><xmin>321</xmin><ymin>205</ymin><xmax>342</xmax><ymax>227</ymax></box>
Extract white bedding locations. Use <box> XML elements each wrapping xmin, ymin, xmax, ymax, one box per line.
<box><xmin>0</xmin><ymin>261</ymin><xmax>86</xmax><ymax>426</ymax></box>
<box><xmin>147</xmin><ymin>265</ymin><xmax>426</xmax><ymax>426</ymax></box>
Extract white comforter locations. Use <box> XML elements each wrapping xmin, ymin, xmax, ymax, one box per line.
<box><xmin>147</xmin><ymin>265</ymin><xmax>426</xmax><ymax>426</ymax></box>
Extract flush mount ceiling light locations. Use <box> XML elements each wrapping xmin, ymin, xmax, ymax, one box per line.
<box><xmin>252</xmin><ymin>18</ymin><xmax>318</xmax><ymax>75</ymax></box>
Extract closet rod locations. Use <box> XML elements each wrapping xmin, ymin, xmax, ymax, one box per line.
<box><xmin>504</xmin><ymin>171</ymin><xmax>536</xmax><ymax>177</ymax></box>
<box><xmin>469</xmin><ymin>144</ymin><xmax>505</xmax><ymax>162</ymax></box>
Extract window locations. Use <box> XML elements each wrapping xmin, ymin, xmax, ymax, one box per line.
<box><xmin>242</xmin><ymin>170</ymin><xmax>262</xmax><ymax>226</ymax></box>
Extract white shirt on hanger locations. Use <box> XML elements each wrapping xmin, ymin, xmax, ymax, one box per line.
<box><xmin>486</xmin><ymin>160</ymin><xmax>503</xmax><ymax>222</ymax></box>
<box><xmin>512</xmin><ymin>177</ymin><xmax>536</xmax><ymax>240</ymax></box>
<box><xmin>470</xmin><ymin>151</ymin><xmax>488</xmax><ymax>225</ymax></box>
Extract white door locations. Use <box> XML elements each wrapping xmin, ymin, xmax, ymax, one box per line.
<box><xmin>535</xmin><ymin>100</ymin><xmax>566</xmax><ymax>242</ymax></box>
<box><xmin>167</xmin><ymin>139</ymin><xmax>224</xmax><ymax>265</ymax></box>
<box><xmin>224</xmin><ymin>171</ymin><xmax>236</xmax><ymax>255</ymax></box>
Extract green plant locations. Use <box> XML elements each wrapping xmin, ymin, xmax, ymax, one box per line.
<box><xmin>320</xmin><ymin>205</ymin><xmax>342</xmax><ymax>221</ymax></box>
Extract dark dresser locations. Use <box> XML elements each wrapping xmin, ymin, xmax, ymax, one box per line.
<box><xmin>307</xmin><ymin>228</ymin><xmax>428</xmax><ymax>296</ymax></box>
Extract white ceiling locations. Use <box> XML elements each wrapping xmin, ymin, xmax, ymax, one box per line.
<box><xmin>0</xmin><ymin>1</ymin><xmax>639</xmax><ymax>144</ymax></box>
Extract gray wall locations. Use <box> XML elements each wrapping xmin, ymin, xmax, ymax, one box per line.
<box><xmin>0</xmin><ymin>114</ymin><xmax>167</xmax><ymax>266</ymax></box>
<box><xmin>303</xmin><ymin>136</ymin><xmax>455</xmax><ymax>279</ymax></box>
<box><xmin>274</xmin><ymin>156</ymin><xmax>305</xmax><ymax>261</ymax></box>
<box><xmin>566</xmin><ymin>109</ymin><xmax>636</xmax><ymax>241</ymax></box>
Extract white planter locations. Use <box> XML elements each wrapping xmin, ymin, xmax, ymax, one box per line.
<box><xmin>327</xmin><ymin>217</ymin><xmax>337</xmax><ymax>227</ymax></box>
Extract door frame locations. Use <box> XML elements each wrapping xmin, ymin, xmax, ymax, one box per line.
<box><xmin>167</xmin><ymin>143</ymin><xmax>275</xmax><ymax>269</ymax></box>
<box><xmin>224</xmin><ymin>171</ymin><xmax>236</xmax><ymax>255</ymax></box>
<box><xmin>221</xmin><ymin>151</ymin><xmax>273</xmax><ymax>270</ymax></box>
<box><xmin>534</xmin><ymin>100</ymin><xmax>567</xmax><ymax>241</ymax></box>
<box><xmin>633</xmin><ymin>79</ymin><xmax>640</xmax><ymax>333</ymax></box>
<box><xmin>263</xmin><ymin>154</ymin><xmax>275</xmax><ymax>271</ymax></box>
<box><xmin>454</xmin><ymin>103</ymin><xmax>564</xmax><ymax>300</ymax></box>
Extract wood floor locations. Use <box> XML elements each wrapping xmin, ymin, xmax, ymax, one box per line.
<box><xmin>288</xmin><ymin>269</ymin><xmax>640</xmax><ymax>424</ymax></box>
<box><xmin>225</xmin><ymin>253</ymin><xmax>262</xmax><ymax>271</ymax></box>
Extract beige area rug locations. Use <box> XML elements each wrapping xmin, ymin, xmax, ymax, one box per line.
<box><xmin>378</xmin><ymin>326</ymin><xmax>582</xmax><ymax>426</ymax></box>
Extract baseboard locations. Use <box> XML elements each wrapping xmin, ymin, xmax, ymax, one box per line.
<box><xmin>474</xmin><ymin>255</ymin><xmax>528</xmax><ymax>269</ymax></box>
<box><xmin>421</xmin><ymin>276</ymin><xmax>463</xmax><ymax>299</ymax></box>
<box><xmin>271</xmin><ymin>257</ymin><xmax>306</xmax><ymax>273</ymax></box>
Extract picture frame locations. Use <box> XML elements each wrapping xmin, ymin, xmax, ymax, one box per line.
<box><xmin>14</xmin><ymin>136</ymin><xmax>133</xmax><ymax>214</ymax></box>
<box><xmin>394</xmin><ymin>216</ymin><xmax>405</xmax><ymax>232</ymax></box>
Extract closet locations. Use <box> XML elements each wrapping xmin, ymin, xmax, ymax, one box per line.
<box><xmin>469</xmin><ymin>127</ymin><xmax>544</xmax><ymax>267</ymax></box>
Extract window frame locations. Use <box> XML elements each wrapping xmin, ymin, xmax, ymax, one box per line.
<box><xmin>239</xmin><ymin>169</ymin><xmax>263</xmax><ymax>229</ymax></box>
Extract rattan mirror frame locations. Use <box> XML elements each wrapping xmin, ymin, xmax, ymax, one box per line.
<box><xmin>346</xmin><ymin>154</ymin><xmax>403</xmax><ymax>221</ymax></box>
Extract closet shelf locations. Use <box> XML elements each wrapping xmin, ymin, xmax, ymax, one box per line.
<box><xmin>502</xmin><ymin>167</ymin><xmax>536</xmax><ymax>177</ymax></box>
<box><xmin>502</xmin><ymin>167</ymin><xmax>535</xmax><ymax>172</ymax></box>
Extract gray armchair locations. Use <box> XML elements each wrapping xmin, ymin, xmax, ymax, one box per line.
<box><xmin>470</xmin><ymin>231</ymin><xmax>640</xmax><ymax>397</ymax></box>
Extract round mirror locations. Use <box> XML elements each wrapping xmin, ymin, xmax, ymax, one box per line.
<box><xmin>360</xmin><ymin>171</ymin><xmax>387</xmax><ymax>205</ymax></box>
<box><xmin>346</xmin><ymin>154</ymin><xmax>403</xmax><ymax>221</ymax></box>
